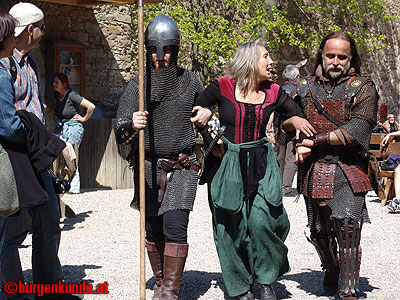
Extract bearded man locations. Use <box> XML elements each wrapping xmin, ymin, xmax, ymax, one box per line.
<box><xmin>115</xmin><ymin>14</ymin><xmax>209</xmax><ymax>300</ymax></box>
<box><xmin>294</xmin><ymin>32</ymin><xmax>378</xmax><ymax>300</ymax></box>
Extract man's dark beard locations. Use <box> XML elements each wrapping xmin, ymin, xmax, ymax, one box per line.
<box><xmin>322</xmin><ymin>60</ymin><xmax>351</xmax><ymax>79</ymax></box>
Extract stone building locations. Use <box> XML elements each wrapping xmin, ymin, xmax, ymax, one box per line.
<box><xmin>1</xmin><ymin>0</ymin><xmax>399</xmax><ymax>189</ymax></box>
<box><xmin>363</xmin><ymin>0</ymin><xmax>400</xmax><ymax>118</ymax></box>
<box><xmin>1</xmin><ymin>0</ymin><xmax>138</xmax><ymax>123</ymax></box>
<box><xmin>1</xmin><ymin>0</ymin><xmax>399</xmax><ymax>119</ymax></box>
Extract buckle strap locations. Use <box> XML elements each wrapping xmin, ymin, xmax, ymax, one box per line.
<box><xmin>156</xmin><ymin>154</ymin><xmax>199</xmax><ymax>203</ymax></box>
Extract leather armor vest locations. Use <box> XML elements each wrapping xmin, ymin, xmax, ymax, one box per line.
<box><xmin>298</xmin><ymin>76</ymin><xmax>372</xmax><ymax>199</ymax></box>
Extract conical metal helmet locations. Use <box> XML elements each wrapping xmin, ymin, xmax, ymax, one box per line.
<box><xmin>145</xmin><ymin>14</ymin><xmax>180</xmax><ymax>60</ymax></box>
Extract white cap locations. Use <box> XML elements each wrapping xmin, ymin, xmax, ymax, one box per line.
<box><xmin>9</xmin><ymin>2</ymin><xmax>44</xmax><ymax>37</ymax></box>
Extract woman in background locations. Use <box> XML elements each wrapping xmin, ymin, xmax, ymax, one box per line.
<box><xmin>53</xmin><ymin>72</ymin><xmax>95</xmax><ymax>193</ymax></box>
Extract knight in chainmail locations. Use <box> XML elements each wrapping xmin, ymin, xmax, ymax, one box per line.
<box><xmin>114</xmin><ymin>14</ymin><xmax>204</xmax><ymax>300</ymax></box>
<box><xmin>294</xmin><ymin>32</ymin><xmax>378</xmax><ymax>300</ymax></box>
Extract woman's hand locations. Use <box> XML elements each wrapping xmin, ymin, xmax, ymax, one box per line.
<box><xmin>132</xmin><ymin>111</ymin><xmax>149</xmax><ymax>132</ymax></box>
<box><xmin>285</xmin><ymin>116</ymin><xmax>316</xmax><ymax>139</ymax></box>
<box><xmin>73</xmin><ymin>114</ymin><xmax>85</xmax><ymax>122</ymax></box>
<box><xmin>296</xmin><ymin>146</ymin><xmax>312</xmax><ymax>163</ymax></box>
<box><xmin>190</xmin><ymin>106</ymin><xmax>212</xmax><ymax>127</ymax></box>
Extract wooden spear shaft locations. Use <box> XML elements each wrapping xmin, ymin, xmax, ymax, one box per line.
<box><xmin>138</xmin><ymin>0</ymin><xmax>146</xmax><ymax>299</ymax></box>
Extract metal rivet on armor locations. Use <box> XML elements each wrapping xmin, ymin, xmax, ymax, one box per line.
<box><xmin>300</xmin><ymin>79</ymin><xmax>307</xmax><ymax>86</ymax></box>
<box><xmin>351</xmin><ymin>80</ymin><xmax>362</xmax><ymax>87</ymax></box>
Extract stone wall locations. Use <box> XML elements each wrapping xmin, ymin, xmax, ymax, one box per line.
<box><xmin>1</xmin><ymin>1</ymin><xmax>137</xmax><ymax>120</ymax></box>
<box><xmin>267</xmin><ymin>0</ymin><xmax>400</xmax><ymax>119</ymax></box>
<box><xmin>1</xmin><ymin>0</ymin><xmax>400</xmax><ymax>119</ymax></box>
<box><xmin>361</xmin><ymin>0</ymin><xmax>400</xmax><ymax>117</ymax></box>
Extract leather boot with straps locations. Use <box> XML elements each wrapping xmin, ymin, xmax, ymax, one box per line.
<box><xmin>160</xmin><ymin>243</ymin><xmax>188</xmax><ymax>300</ymax></box>
<box><xmin>145</xmin><ymin>240</ymin><xmax>165</xmax><ymax>300</ymax></box>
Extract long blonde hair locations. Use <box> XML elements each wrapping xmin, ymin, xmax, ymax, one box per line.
<box><xmin>225</xmin><ymin>38</ymin><xmax>266</xmax><ymax>96</ymax></box>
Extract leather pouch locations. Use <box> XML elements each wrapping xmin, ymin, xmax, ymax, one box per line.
<box><xmin>160</xmin><ymin>159</ymin><xmax>175</xmax><ymax>172</ymax></box>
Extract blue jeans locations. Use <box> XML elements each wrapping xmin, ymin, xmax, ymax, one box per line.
<box><xmin>55</xmin><ymin>119</ymin><xmax>84</xmax><ymax>146</ymax></box>
<box><xmin>0</xmin><ymin>170</ymin><xmax>63</xmax><ymax>300</ymax></box>
<box><xmin>55</xmin><ymin>119</ymin><xmax>84</xmax><ymax>193</ymax></box>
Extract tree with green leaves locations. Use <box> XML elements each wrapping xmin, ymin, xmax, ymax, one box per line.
<box><xmin>135</xmin><ymin>0</ymin><xmax>394</xmax><ymax>83</ymax></box>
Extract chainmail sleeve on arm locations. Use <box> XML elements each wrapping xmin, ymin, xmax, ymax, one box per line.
<box><xmin>114</xmin><ymin>76</ymin><xmax>139</xmax><ymax>164</ymax></box>
<box><xmin>340</xmin><ymin>81</ymin><xmax>378</xmax><ymax>150</ymax></box>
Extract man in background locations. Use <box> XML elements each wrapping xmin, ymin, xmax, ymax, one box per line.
<box><xmin>276</xmin><ymin>64</ymin><xmax>300</xmax><ymax>196</ymax></box>
<box><xmin>383</xmin><ymin>112</ymin><xmax>399</xmax><ymax>133</ymax></box>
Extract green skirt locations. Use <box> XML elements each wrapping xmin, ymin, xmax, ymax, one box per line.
<box><xmin>210</xmin><ymin>137</ymin><xmax>290</xmax><ymax>297</ymax></box>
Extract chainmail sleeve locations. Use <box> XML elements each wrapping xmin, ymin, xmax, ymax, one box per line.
<box><xmin>340</xmin><ymin>81</ymin><xmax>378</xmax><ymax>150</ymax></box>
<box><xmin>114</xmin><ymin>76</ymin><xmax>139</xmax><ymax>164</ymax></box>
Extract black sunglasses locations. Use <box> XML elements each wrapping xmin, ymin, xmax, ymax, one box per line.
<box><xmin>33</xmin><ymin>24</ymin><xmax>46</xmax><ymax>32</ymax></box>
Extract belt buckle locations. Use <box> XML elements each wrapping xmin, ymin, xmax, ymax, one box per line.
<box><xmin>178</xmin><ymin>154</ymin><xmax>190</xmax><ymax>168</ymax></box>
<box><xmin>156</xmin><ymin>158</ymin><xmax>162</xmax><ymax>169</ymax></box>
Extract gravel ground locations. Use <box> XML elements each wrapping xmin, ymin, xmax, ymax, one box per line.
<box><xmin>17</xmin><ymin>185</ymin><xmax>400</xmax><ymax>300</ymax></box>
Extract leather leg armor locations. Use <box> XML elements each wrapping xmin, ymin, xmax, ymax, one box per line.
<box><xmin>305</xmin><ymin>205</ymin><xmax>339</xmax><ymax>293</ymax></box>
<box><xmin>306</xmin><ymin>232</ymin><xmax>338</xmax><ymax>273</ymax></box>
<box><xmin>334</xmin><ymin>218</ymin><xmax>363</xmax><ymax>299</ymax></box>
<box><xmin>306</xmin><ymin>231</ymin><xmax>340</xmax><ymax>294</ymax></box>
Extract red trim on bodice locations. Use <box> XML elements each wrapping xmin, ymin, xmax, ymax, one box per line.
<box><xmin>217</xmin><ymin>76</ymin><xmax>280</xmax><ymax>143</ymax></box>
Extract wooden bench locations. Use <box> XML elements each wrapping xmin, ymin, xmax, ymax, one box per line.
<box><xmin>369</xmin><ymin>133</ymin><xmax>386</xmax><ymax>158</ymax></box>
<box><xmin>369</xmin><ymin>133</ymin><xmax>400</xmax><ymax>206</ymax></box>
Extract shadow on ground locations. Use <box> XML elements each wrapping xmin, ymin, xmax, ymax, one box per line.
<box><xmin>144</xmin><ymin>269</ymin><xmax>378</xmax><ymax>299</ymax></box>
<box><xmin>22</xmin><ymin>264</ymin><xmax>101</xmax><ymax>285</ymax></box>
<box><xmin>21</xmin><ymin>265</ymin><xmax>101</xmax><ymax>299</ymax></box>
<box><xmin>366</xmin><ymin>193</ymin><xmax>383</xmax><ymax>204</ymax></box>
<box><xmin>61</xmin><ymin>211</ymin><xmax>93</xmax><ymax>231</ymax></box>
<box><xmin>146</xmin><ymin>270</ymin><xmax>230</xmax><ymax>299</ymax></box>
<box><xmin>279</xmin><ymin>269</ymin><xmax>377</xmax><ymax>299</ymax></box>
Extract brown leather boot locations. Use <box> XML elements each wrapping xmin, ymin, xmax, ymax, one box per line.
<box><xmin>160</xmin><ymin>243</ymin><xmax>188</xmax><ymax>300</ymax></box>
<box><xmin>323</xmin><ymin>267</ymin><xmax>339</xmax><ymax>294</ymax></box>
<box><xmin>146</xmin><ymin>240</ymin><xmax>165</xmax><ymax>300</ymax></box>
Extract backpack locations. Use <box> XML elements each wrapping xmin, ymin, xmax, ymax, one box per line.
<box><xmin>8</xmin><ymin>57</ymin><xmax>17</xmax><ymax>82</ymax></box>
<box><xmin>8</xmin><ymin>54</ymin><xmax>39</xmax><ymax>83</ymax></box>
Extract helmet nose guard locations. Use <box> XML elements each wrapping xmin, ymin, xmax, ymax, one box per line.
<box><xmin>145</xmin><ymin>14</ymin><xmax>180</xmax><ymax>61</ymax></box>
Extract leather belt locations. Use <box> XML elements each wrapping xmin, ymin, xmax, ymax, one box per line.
<box><xmin>146</xmin><ymin>153</ymin><xmax>199</xmax><ymax>203</ymax></box>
